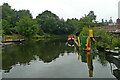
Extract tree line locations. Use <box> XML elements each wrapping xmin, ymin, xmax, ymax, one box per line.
<box><xmin>1</xmin><ymin>3</ymin><xmax>106</xmax><ymax>38</ymax></box>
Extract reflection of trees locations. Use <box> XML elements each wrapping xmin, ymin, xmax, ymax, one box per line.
<box><xmin>2</xmin><ymin>38</ymin><xmax>73</xmax><ymax>73</ymax></box>
<box><xmin>105</xmin><ymin>54</ymin><xmax>120</xmax><ymax>80</ymax></box>
<box><xmin>35</xmin><ymin>39</ymin><xmax>73</xmax><ymax>63</ymax></box>
<box><xmin>76</xmin><ymin>48</ymin><xmax>109</xmax><ymax>77</ymax></box>
<box><xmin>2</xmin><ymin>42</ymin><xmax>37</xmax><ymax>72</ymax></box>
<box><xmin>97</xmin><ymin>52</ymin><xmax>108</xmax><ymax>66</ymax></box>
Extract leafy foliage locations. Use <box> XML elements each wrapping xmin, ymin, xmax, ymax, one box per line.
<box><xmin>112</xmin><ymin>37</ymin><xmax>120</xmax><ymax>47</ymax></box>
<box><xmin>2</xmin><ymin>19</ymin><xmax>11</xmax><ymax>34</ymax></box>
<box><xmin>16</xmin><ymin>16</ymin><xmax>38</xmax><ymax>37</ymax></box>
<box><xmin>77</xmin><ymin>11</ymin><xmax>96</xmax><ymax>32</ymax></box>
<box><xmin>87</xmin><ymin>11</ymin><xmax>96</xmax><ymax>22</ymax></box>
<box><xmin>2</xmin><ymin>3</ymin><xmax>33</xmax><ymax>28</ymax></box>
<box><xmin>36</xmin><ymin>10</ymin><xmax>75</xmax><ymax>35</ymax></box>
<box><xmin>80</xmin><ymin>27</ymin><xmax>89</xmax><ymax>36</ymax></box>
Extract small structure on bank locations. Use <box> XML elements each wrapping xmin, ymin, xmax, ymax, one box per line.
<box><xmin>2</xmin><ymin>33</ymin><xmax>25</xmax><ymax>43</ymax></box>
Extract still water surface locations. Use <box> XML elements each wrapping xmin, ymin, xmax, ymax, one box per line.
<box><xmin>2</xmin><ymin>38</ymin><xmax>116</xmax><ymax>78</ymax></box>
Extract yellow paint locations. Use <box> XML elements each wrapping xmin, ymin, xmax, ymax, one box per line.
<box><xmin>86</xmin><ymin>37</ymin><xmax>91</xmax><ymax>51</ymax></box>
<box><xmin>84</xmin><ymin>29</ymin><xmax>94</xmax><ymax>51</ymax></box>
<box><xmin>89</xmin><ymin>29</ymin><xmax>93</xmax><ymax>37</ymax></box>
<box><xmin>86</xmin><ymin>52</ymin><xmax>93</xmax><ymax>77</ymax></box>
<box><xmin>87</xmin><ymin>52</ymin><xmax>91</xmax><ymax>69</ymax></box>
<box><xmin>85</xmin><ymin>29</ymin><xmax>94</xmax><ymax>51</ymax></box>
<box><xmin>5</xmin><ymin>39</ymin><xmax>13</xmax><ymax>41</ymax></box>
<box><xmin>78</xmin><ymin>37</ymin><xmax>80</xmax><ymax>47</ymax></box>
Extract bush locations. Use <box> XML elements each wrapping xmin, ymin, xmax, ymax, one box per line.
<box><xmin>112</xmin><ymin>37</ymin><xmax>120</xmax><ymax>48</ymax></box>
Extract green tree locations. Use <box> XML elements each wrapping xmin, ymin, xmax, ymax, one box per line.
<box><xmin>16</xmin><ymin>16</ymin><xmax>38</xmax><ymax>37</ymax></box>
<box><xmin>2</xmin><ymin>3</ymin><xmax>16</xmax><ymax>27</ymax></box>
<box><xmin>77</xmin><ymin>16</ymin><xmax>94</xmax><ymax>32</ymax></box>
<box><xmin>2</xmin><ymin>19</ymin><xmax>11</xmax><ymax>34</ymax></box>
<box><xmin>66</xmin><ymin>18</ymin><xmax>79</xmax><ymax>33</ymax></box>
<box><xmin>94</xmin><ymin>30</ymin><xmax>113</xmax><ymax>49</ymax></box>
<box><xmin>36</xmin><ymin>10</ymin><xmax>73</xmax><ymax>35</ymax></box>
<box><xmin>2</xmin><ymin>3</ymin><xmax>33</xmax><ymax>30</ymax></box>
<box><xmin>37</xmin><ymin>24</ymin><xmax>44</xmax><ymax>36</ymax></box>
<box><xmin>79</xmin><ymin>27</ymin><xmax>89</xmax><ymax>36</ymax></box>
<box><xmin>87</xmin><ymin>11</ymin><xmax>96</xmax><ymax>22</ymax></box>
<box><xmin>36</xmin><ymin>10</ymin><xmax>58</xmax><ymax>19</ymax></box>
<box><xmin>36</xmin><ymin>10</ymin><xmax>59</xmax><ymax>34</ymax></box>
<box><xmin>112</xmin><ymin>37</ymin><xmax>120</xmax><ymax>47</ymax></box>
<box><xmin>17</xmin><ymin>10</ymin><xmax>32</xmax><ymax>19</ymax></box>
<box><xmin>2</xmin><ymin>3</ymin><xmax>12</xmax><ymax>21</ymax></box>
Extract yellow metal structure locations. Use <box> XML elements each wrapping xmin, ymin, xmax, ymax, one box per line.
<box><xmin>85</xmin><ymin>36</ymin><xmax>91</xmax><ymax>51</ymax></box>
<box><xmin>74</xmin><ymin>29</ymin><xmax>96</xmax><ymax>51</ymax></box>
<box><xmin>85</xmin><ymin>29</ymin><xmax>93</xmax><ymax>51</ymax></box>
<box><xmin>87</xmin><ymin>52</ymin><xmax>93</xmax><ymax>77</ymax></box>
<box><xmin>89</xmin><ymin>29</ymin><xmax>93</xmax><ymax>37</ymax></box>
<box><xmin>77</xmin><ymin>37</ymin><xmax>81</xmax><ymax>47</ymax></box>
<box><xmin>74</xmin><ymin>35</ymin><xmax>77</xmax><ymax>51</ymax></box>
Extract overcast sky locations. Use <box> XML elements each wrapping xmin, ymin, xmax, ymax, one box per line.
<box><xmin>0</xmin><ymin>0</ymin><xmax>120</xmax><ymax>22</ymax></box>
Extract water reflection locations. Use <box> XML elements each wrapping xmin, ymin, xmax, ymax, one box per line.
<box><xmin>2</xmin><ymin>38</ymin><xmax>73</xmax><ymax>73</ymax></box>
<box><xmin>71</xmin><ymin>41</ymin><xmax>119</xmax><ymax>79</ymax></box>
<box><xmin>105</xmin><ymin>54</ymin><xmax>120</xmax><ymax>80</ymax></box>
<box><xmin>2</xmin><ymin>38</ymin><xmax>117</xmax><ymax>79</ymax></box>
<box><xmin>79</xmin><ymin>51</ymin><xmax>93</xmax><ymax>77</ymax></box>
<box><xmin>67</xmin><ymin>41</ymin><xmax>95</xmax><ymax>77</ymax></box>
<box><xmin>74</xmin><ymin>47</ymin><xmax>94</xmax><ymax>77</ymax></box>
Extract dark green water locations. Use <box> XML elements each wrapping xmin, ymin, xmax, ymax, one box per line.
<box><xmin>2</xmin><ymin>38</ymin><xmax>117</xmax><ymax>78</ymax></box>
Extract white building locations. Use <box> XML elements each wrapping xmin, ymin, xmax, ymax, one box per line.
<box><xmin>118</xmin><ymin>1</ymin><xmax>120</xmax><ymax>18</ymax></box>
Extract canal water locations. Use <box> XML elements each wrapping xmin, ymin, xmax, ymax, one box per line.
<box><xmin>2</xmin><ymin>38</ymin><xmax>116</xmax><ymax>78</ymax></box>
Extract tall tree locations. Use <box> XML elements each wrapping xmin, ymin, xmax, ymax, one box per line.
<box><xmin>66</xmin><ymin>18</ymin><xmax>79</xmax><ymax>33</ymax></box>
<box><xmin>77</xmin><ymin>16</ymin><xmax>94</xmax><ymax>32</ymax></box>
<box><xmin>87</xmin><ymin>11</ymin><xmax>96</xmax><ymax>22</ymax></box>
<box><xmin>2</xmin><ymin>19</ymin><xmax>11</xmax><ymax>34</ymax></box>
<box><xmin>17</xmin><ymin>10</ymin><xmax>33</xmax><ymax>19</ymax></box>
<box><xmin>16</xmin><ymin>16</ymin><xmax>38</xmax><ymax>37</ymax></box>
<box><xmin>2</xmin><ymin>3</ymin><xmax>32</xmax><ymax>27</ymax></box>
<box><xmin>36</xmin><ymin>10</ymin><xmax>60</xmax><ymax>34</ymax></box>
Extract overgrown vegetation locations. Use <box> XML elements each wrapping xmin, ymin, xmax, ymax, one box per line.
<box><xmin>80</xmin><ymin>27</ymin><xmax>120</xmax><ymax>50</ymax></box>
